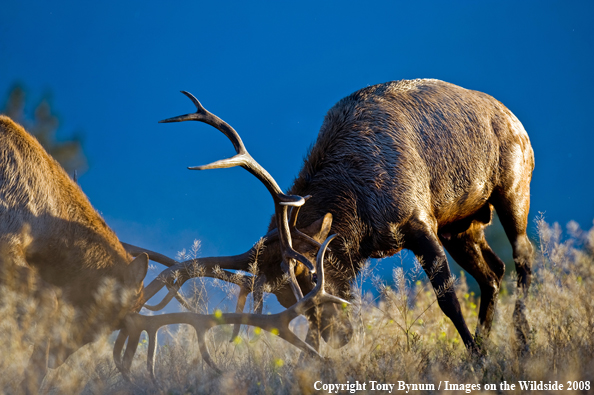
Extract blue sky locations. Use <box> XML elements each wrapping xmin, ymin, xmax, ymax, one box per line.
<box><xmin>1</xmin><ymin>1</ymin><xmax>593</xmax><ymax>298</ymax></box>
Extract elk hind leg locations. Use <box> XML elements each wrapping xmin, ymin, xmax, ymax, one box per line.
<box><xmin>441</xmin><ymin>221</ymin><xmax>505</xmax><ymax>345</ymax></box>
<box><xmin>492</xmin><ymin>190</ymin><xmax>533</xmax><ymax>352</ymax></box>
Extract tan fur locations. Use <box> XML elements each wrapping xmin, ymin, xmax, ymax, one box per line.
<box><xmin>0</xmin><ymin>115</ymin><xmax>147</xmax><ymax>385</ymax></box>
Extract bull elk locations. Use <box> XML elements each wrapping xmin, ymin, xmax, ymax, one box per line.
<box><xmin>126</xmin><ymin>79</ymin><xmax>534</xmax><ymax>366</ymax></box>
<box><xmin>0</xmin><ymin>116</ymin><xmax>149</xmax><ymax>392</ymax></box>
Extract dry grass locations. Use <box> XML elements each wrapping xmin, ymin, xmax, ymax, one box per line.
<box><xmin>2</xmin><ymin>218</ymin><xmax>594</xmax><ymax>394</ymax></box>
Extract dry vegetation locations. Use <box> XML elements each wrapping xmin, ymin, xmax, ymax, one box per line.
<box><xmin>2</xmin><ymin>218</ymin><xmax>593</xmax><ymax>394</ymax></box>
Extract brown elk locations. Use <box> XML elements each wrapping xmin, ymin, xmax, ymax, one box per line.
<box><xmin>0</xmin><ymin>116</ymin><xmax>149</xmax><ymax>391</ymax></box>
<box><xmin>126</xmin><ymin>78</ymin><xmax>534</xmax><ymax>358</ymax></box>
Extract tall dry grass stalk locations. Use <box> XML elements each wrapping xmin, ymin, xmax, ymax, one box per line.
<box><xmin>2</xmin><ymin>219</ymin><xmax>593</xmax><ymax>394</ymax></box>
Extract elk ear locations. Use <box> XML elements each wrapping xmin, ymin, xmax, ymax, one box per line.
<box><xmin>301</xmin><ymin>213</ymin><xmax>333</xmax><ymax>242</ymax></box>
<box><xmin>129</xmin><ymin>253</ymin><xmax>149</xmax><ymax>285</ymax></box>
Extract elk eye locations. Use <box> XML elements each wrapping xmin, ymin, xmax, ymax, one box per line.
<box><xmin>312</xmin><ymin>273</ymin><xmax>318</xmax><ymax>284</ymax></box>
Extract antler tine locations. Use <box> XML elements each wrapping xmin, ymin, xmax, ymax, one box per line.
<box><xmin>114</xmin><ymin>314</ymin><xmax>162</xmax><ymax>382</ymax></box>
<box><xmin>159</xmin><ymin>91</ymin><xmax>246</xmax><ymax>155</ymax></box>
<box><xmin>230</xmin><ymin>274</ymin><xmax>266</xmax><ymax>342</ymax></box>
<box><xmin>288</xmin><ymin>195</ymin><xmax>311</xmax><ymax>227</ymax></box>
<box><xmin>121</xmin><ymin>242</ymin><xmax>178</xmax><ymax>267</ymax></box>
<box><xmin>146</xmin><ymin>328</ymin><xmax>159</xmax><ymax>381</ymax></box>
<box><xmin>313</xmin><ymin>234</ymin><xmax>334</xmax><ymax>291</ymax></box>
<box><xmin>122</xmin><ymin>328</ymin><xmax>142</xmax><ymax>377</ymax></box>
<box><xmin>293</xmin><ymin>234</ymin><xmax>350</xmax><ymax>315</ymax></box>
<box><xmin>143</xmin><ymin>281</ymin><xmax>186</xmax><ymax>311</ymax></box>
<box><xmin>287</xmin><ymin>195</ymin><xmax>327</xmax><ymax>251</ymax></box>
<box><xmin>230</xmin><ymin>284</ymin><xmax>250</xmax><ymax>342</ymax></box>
<box><xmin>230</xmin><ymin>285</ymin><xmax>250</xmax><ymax>342</ymax></box>
<box><xmin>197</xmin><ymin>334</ymin><xmax>221</xmax><ymax>373</ymax></box>
<box><xmin>160</xmin><ymin>91</ymin><xmax>303</xmax><ymax>207</ymax></box>
<box><xmin>141</xmin><ymin>277</ymin><xmax>169</xmax><ymax>305</ymax></box>
<box><xmin>113</xmin><ymin>329</ymin><xmax>129</xmax><ymax>378</ymax></box>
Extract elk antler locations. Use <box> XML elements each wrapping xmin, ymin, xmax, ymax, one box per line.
<box><xmin>114</xmin><ymin>235</ymin><xmax>346</xmax><ymax>381</ymax></box>
<box><xmin>159</xmin><ymin>91</ymin><xmax>314</xmax><ymax>301</ymax></box>
<box><xmin>123</xmin><ymin>242</ymin><xmax>261</xmax><ymax>312</ymax></box>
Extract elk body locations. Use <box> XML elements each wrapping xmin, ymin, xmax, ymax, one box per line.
<box><xmin>0</xmin><ymin>116</ymin><xmax>148</xmax><ymax>391</ymax></box>
<box><xmin>274</xmin><ymin>79</ymin><xmax>535</xmax><ymax>350</ymax></box>
<box><xmin>127</xmin><ymin>78</ymin><xmax>534</xmax><ymax>361</ymax></box>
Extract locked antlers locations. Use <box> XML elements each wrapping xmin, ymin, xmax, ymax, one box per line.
<box><xmin>114</xmin><ymin>235</ymin><xmax>347</xmax><ymax>380</ymax></box>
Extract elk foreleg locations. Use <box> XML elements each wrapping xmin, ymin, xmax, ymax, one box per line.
<box><xmin>405</xmin><ymin>222</ymin><xmax>478</xmax><ymax>352</ymax></box>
